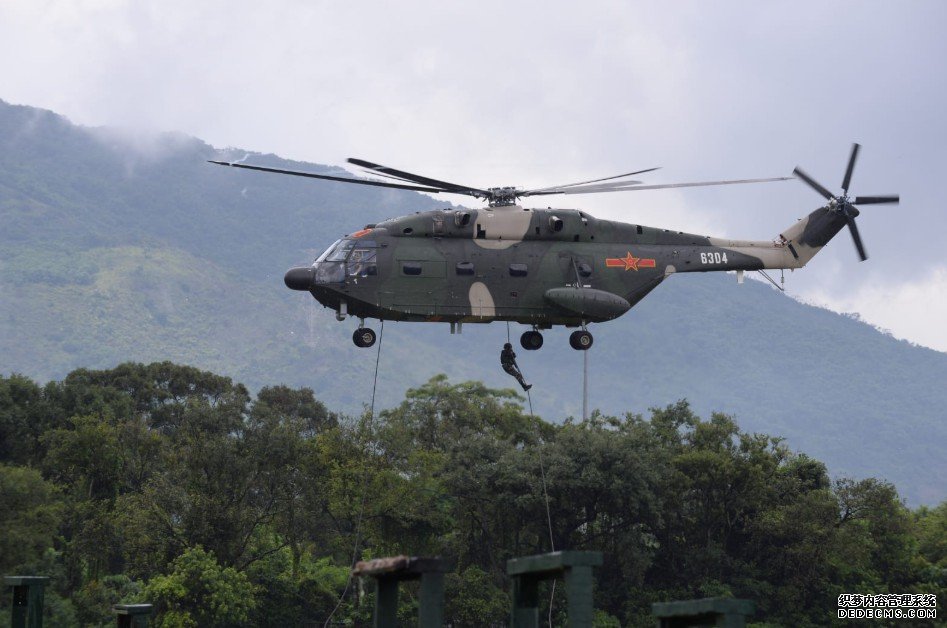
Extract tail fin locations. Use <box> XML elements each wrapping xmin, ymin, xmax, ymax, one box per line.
<box><xmin>778</xmin><ymin>206</ymin><xmax>848</xmax><ymax>267</ymax></box>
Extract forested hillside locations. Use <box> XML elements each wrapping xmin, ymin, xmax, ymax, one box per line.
<box><xmin>1</xmin><ymin>365</ymin><xmax>944</xmax><ymax>626</ymax></box>
<box><xmin>1</xmin><ymin>99</ymin><xmax>945</xmax><ymax>504</ymax></box>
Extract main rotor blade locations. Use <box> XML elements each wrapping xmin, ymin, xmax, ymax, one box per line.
<box><xmin>208</xmin><ymin>161</ymin><xmax>446</xmax><ymax>193</ymax></box>
<box><xmin>846</xmin><ymin>214</ymin><xmax>868</xmax><ymax>261</ymax></box>
<box><xmin>841</xmin><ymin>143</ymin><xmax>860</xmax><ymax>194</ymax></box>
<box><xmin>522</xmin><ymin>179</ymin><xmax>644</xmax><ymax>196</ymax></box>
<box><xmin>527</xmin><ymin>176</ymin><xmax>792</xmax><ymax>197</ymax></box>
<box><xmin>347</xmin><ymin>158</ymin><xmax>489</xmax><ymax>197</ymax></box>
<box><xmin>853</xmin><ymin>195</ymin><xmax>900</xmax><ymax>205</ymax></box>
<box><xmin>523</xmin><ymin>167</ymin><xmax>661</xmax><ymax>195</ymax></box>
<box><xmin>793</xmin><ymin>167</ymin><xmax>835</xmax><ymax>200</ymax></box>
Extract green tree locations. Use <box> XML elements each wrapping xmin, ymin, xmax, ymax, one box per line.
<box><xmin>143</xmin><ymin>546</ymin><xmax>258</xmax><ymax>627</ymax></box>
<box><xmin>914</xmin><ymin>502</ymin><xmax>947</xmax><ymax>568</ymax></box>
<box><xmin>72</xmin><ymin>574</ymin><xmax>142</xmax><ymax>627</ymax></box>
<box><xmin>0</xmin><ymin>464</ymin><xmax>63</xmax><ymax>573</ymax></box>
<box><xmin>0</xmin><ymin>374</ymin><xmax>59</xmax><ymax>465</ymax></box>
<box><xmin>444</xmin><ymin>565</ymin><xmax>509</xmax><ymax>626</ymax></box>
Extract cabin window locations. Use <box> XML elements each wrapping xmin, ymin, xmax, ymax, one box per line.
<box><xmin>402</xmin><ymin>262</ymin><xmax>422</xmax><ymax>276</ymax></box>
<box><xmin>455</xmin><ymin>261</ymin><xmax>475</xmax><ymax>276</ymax></box>
<box><xmin>509</xmin><ymin>263</ymin><xmax>528</xmax><ymax>277</ymax></box>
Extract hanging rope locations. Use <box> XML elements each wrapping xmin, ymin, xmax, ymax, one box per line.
<box><xmin>369</xmin><ymin>321</ymin><xmax>385</xmax><ymax>418</ymax></box>
<box><xmin>525</xmin><ymin>390</ymin><xmax>555</xmax><ymax>553</ymax></box>
<box><xmin>324</xmin><ymin>320</ymin><xmax>385</xmax><ymax>627</ymax></box>
<box><xmin>583</xmin><ymin>347</ymin><xmax>589</xmax><ymax>421</ymax></box>
<box><xmin>525</xmin><ymin>386</ymin><xmax>557</xmax><ymax>628</ymax></box>
<box><xmin>507</xmin><ymin>328</ymin><xmax>554</xmax><ymax>554</ymax></box>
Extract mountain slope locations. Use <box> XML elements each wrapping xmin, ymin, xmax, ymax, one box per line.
<box><xmin>1</xmin><ymin>99</ymin><xmax>944</xmax><ymax>504</ymax></box>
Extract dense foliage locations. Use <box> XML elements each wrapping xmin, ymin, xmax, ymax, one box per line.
<box><xmin>0</xmin><ymin>363</ymin><xmax>943</xmax><ymax>626</ymax></box>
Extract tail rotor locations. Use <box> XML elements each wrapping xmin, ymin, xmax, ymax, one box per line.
<box><xmin>793</xmin><ymin>143</ymin><xmax>899</xmax><ymax>261</ymax></box>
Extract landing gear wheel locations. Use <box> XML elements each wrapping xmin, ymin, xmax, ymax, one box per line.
<box><xmin>569</xmin><ymin>330</ymin><xmax>593</xmax><ymax>350</ymax></box>
<box><xmin>520</xmin><ymin>330</ymin><xmax>544</xmax><ymax>351</ymax></box>
<box><xmin>353</xmin><ymin>327</ymin><xmax>377</xmax><ymax>348</ymax></box>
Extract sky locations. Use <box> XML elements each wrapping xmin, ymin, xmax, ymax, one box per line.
<box><xmin>2</xmin><ymin>0</ymin><xmax>946</xmax><ymax>352</ymax></box>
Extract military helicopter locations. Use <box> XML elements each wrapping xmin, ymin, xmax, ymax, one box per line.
<box><xmin>210</xmin><ymin>144</ymin><xmax>897</xmax><ymax>350</ymax></box>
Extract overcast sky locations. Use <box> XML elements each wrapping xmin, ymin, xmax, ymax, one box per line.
<box><xmin>2</xmin><ymin>0</ymin><xmax>945</xmax><ymax>352</ymax></box>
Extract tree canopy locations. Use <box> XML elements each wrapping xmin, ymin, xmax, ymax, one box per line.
<box><xmin>0</xmin><ymin>363</ymin><xmax>942</xmax><ymax>626</ymax></box>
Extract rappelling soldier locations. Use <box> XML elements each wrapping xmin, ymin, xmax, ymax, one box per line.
<box><xmin>500</xmin><ymin>342</ymin><xmax>531</xmax><ymax>391</ymax></box>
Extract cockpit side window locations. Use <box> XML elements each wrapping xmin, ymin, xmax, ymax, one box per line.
<box><xmin>347</xmin><ymin>240</ymin><xmax>378</xmax><ymax>277</ymax></box>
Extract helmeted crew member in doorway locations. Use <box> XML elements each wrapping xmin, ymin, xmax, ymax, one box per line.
<box><xmin>501</xmin><ymin>343</ymin><xmax>532</xmax><ymax>391</ymax></box>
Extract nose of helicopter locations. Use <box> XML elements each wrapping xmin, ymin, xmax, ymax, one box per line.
<box><xmin>284</xmin><ymin>266</ymin><xmax>314</xmax><ymax>291</ymax></box>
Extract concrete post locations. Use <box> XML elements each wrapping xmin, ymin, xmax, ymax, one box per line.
<box><xmin>507</xmin><ymin>551</ymin><xmax>603</xmax><ymax>628</ymax></box>
<box><xmin>113</xmin><ymin>604</ymin><xmax>153</xmax><ymax>628</ymax></box>
<box><xmin>4</xmin><ymin>576</ymin><xmax>48</xmax><ymax>628</ymax></box>
<box><xmin>351</xmin><ymin>555</ymin><xmax>454</xmax><ymax>627</ymax></box>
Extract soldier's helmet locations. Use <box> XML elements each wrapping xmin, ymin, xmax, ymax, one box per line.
<box><xmin>504</xmin><ymin>343</ymin><xmax>512</xmax><ymax>349</ymax></box>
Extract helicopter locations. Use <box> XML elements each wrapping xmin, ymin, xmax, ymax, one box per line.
<box><xmin>210</xmin><ymin>144</ymin><xmax>898</xmax><ymax>350</ymax></box>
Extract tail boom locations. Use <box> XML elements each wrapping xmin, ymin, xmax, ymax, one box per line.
<box><xmin>706</xmin><ymin>206</ymin><xmax>846</xmax><ymax>271</ymax></box>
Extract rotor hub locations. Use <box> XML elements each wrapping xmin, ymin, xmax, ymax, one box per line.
<box><xmin>828</xmin><ymin>195</ymin><xmax>852</xmax><ymax>211</ymax></box>
<box><xmin>486</xmin><ymin>186</ymin><xmax>520</xmax><ymax>207</ymax></box>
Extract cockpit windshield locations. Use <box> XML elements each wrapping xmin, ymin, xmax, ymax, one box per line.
<box><xmin>311</xmin><ymin>238</ymin><xmax>378</xmax><ymax>284</ymax></box>
<box><xmin>315</xmin><ymin>239</ymin><xmax>343</xmax><ymax>263</ymax></box>
<box><xmin>321</xmin><ymin>239</ymin><xmax>355</xmax><ymax>263</ymax></box>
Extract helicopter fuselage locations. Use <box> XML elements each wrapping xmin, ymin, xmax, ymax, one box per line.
<box><xmin>285</xmin><ymin>203</ymin><xmax>846</xmax><ymax>331</ymax></box>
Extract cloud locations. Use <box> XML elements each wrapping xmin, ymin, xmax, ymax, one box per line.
<box><xmin>800</xmin><ymin>265</ymin><xmax>947</xmax><ymax>353</ymax></box>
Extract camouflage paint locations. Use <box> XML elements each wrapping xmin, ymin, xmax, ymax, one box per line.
<box><xmin>294</xmin><ymin>204</ymin><xmax>847</xmax><ymax>328</ymax></box>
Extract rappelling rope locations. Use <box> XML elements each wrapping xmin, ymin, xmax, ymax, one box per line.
<box><xmin>526</xmin><ymin>382</ymin><xmax>558</xmax><ymax>628</ymax></box>
<box><xmin>510</xmin><ymin>319</ymin><xmax>555</xmax><ymax>552</ymax></box>
<box><xmin>583</xmin><ymin>347</ymin><xmax>589</xmax><ymax>421</ymax></box>
<box><xmin>525</xmin><ymin>390</ymin><xmax>555</xmax><ymax>553</ymax></box>
<box><xmin>508</xmin><ymin>320</ymin><xmax>557</xmax><ymax>625</ymax></box>
<box><xmin>369</xmin><ymin>320</ymin><xmax>385</xmax><ymax>417</ymax></box>
<box><xmin>324</xmin><ymin>320</ymin><xmax>385</xmax><ymax>627</ymax></box>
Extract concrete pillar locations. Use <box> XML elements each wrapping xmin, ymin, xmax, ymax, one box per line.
<box><xmin>113</xmin><ymin>604</ymin><xmax>153</xmax><ymax>628</ymax></box>
<box><xmin>507</xmin><ymin>551</ymin><xmax>603</xmax><ymax>628</ymax></box>
<box><xmin>4</xmin><ymin>576</ymin><xmax>49</xmax><ymax>628</ymax></box>
<box><xmin>352</xmin><ymin>555</ymin><xmax>454</xmax><ymax>627</ymax></box>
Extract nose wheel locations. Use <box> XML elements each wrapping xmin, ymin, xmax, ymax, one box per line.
<box><xmin>569</xmin><ymin>330</ymin><xmax>593</xmax><ymax>350</ymax></box>
<box><xmin>520</xmin><ymin>330</ymin><xmax>544</xmax><ymax>350</ymax></box>
<box><xmin>353</xmin><ymin>327</ymin><xmax>377</xmax><ymax>348</ymax></box>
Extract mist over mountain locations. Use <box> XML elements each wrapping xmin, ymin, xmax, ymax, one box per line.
<box><xmin>1</xmin><ymin>99</ymin><xmax>944</xmax><ymax>505</ymax></box>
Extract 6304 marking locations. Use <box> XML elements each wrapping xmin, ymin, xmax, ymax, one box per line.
<box><xmin>700</xmin><ymin>251</ymin><xmax>729</xmax><ymax>265</ymax></box>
